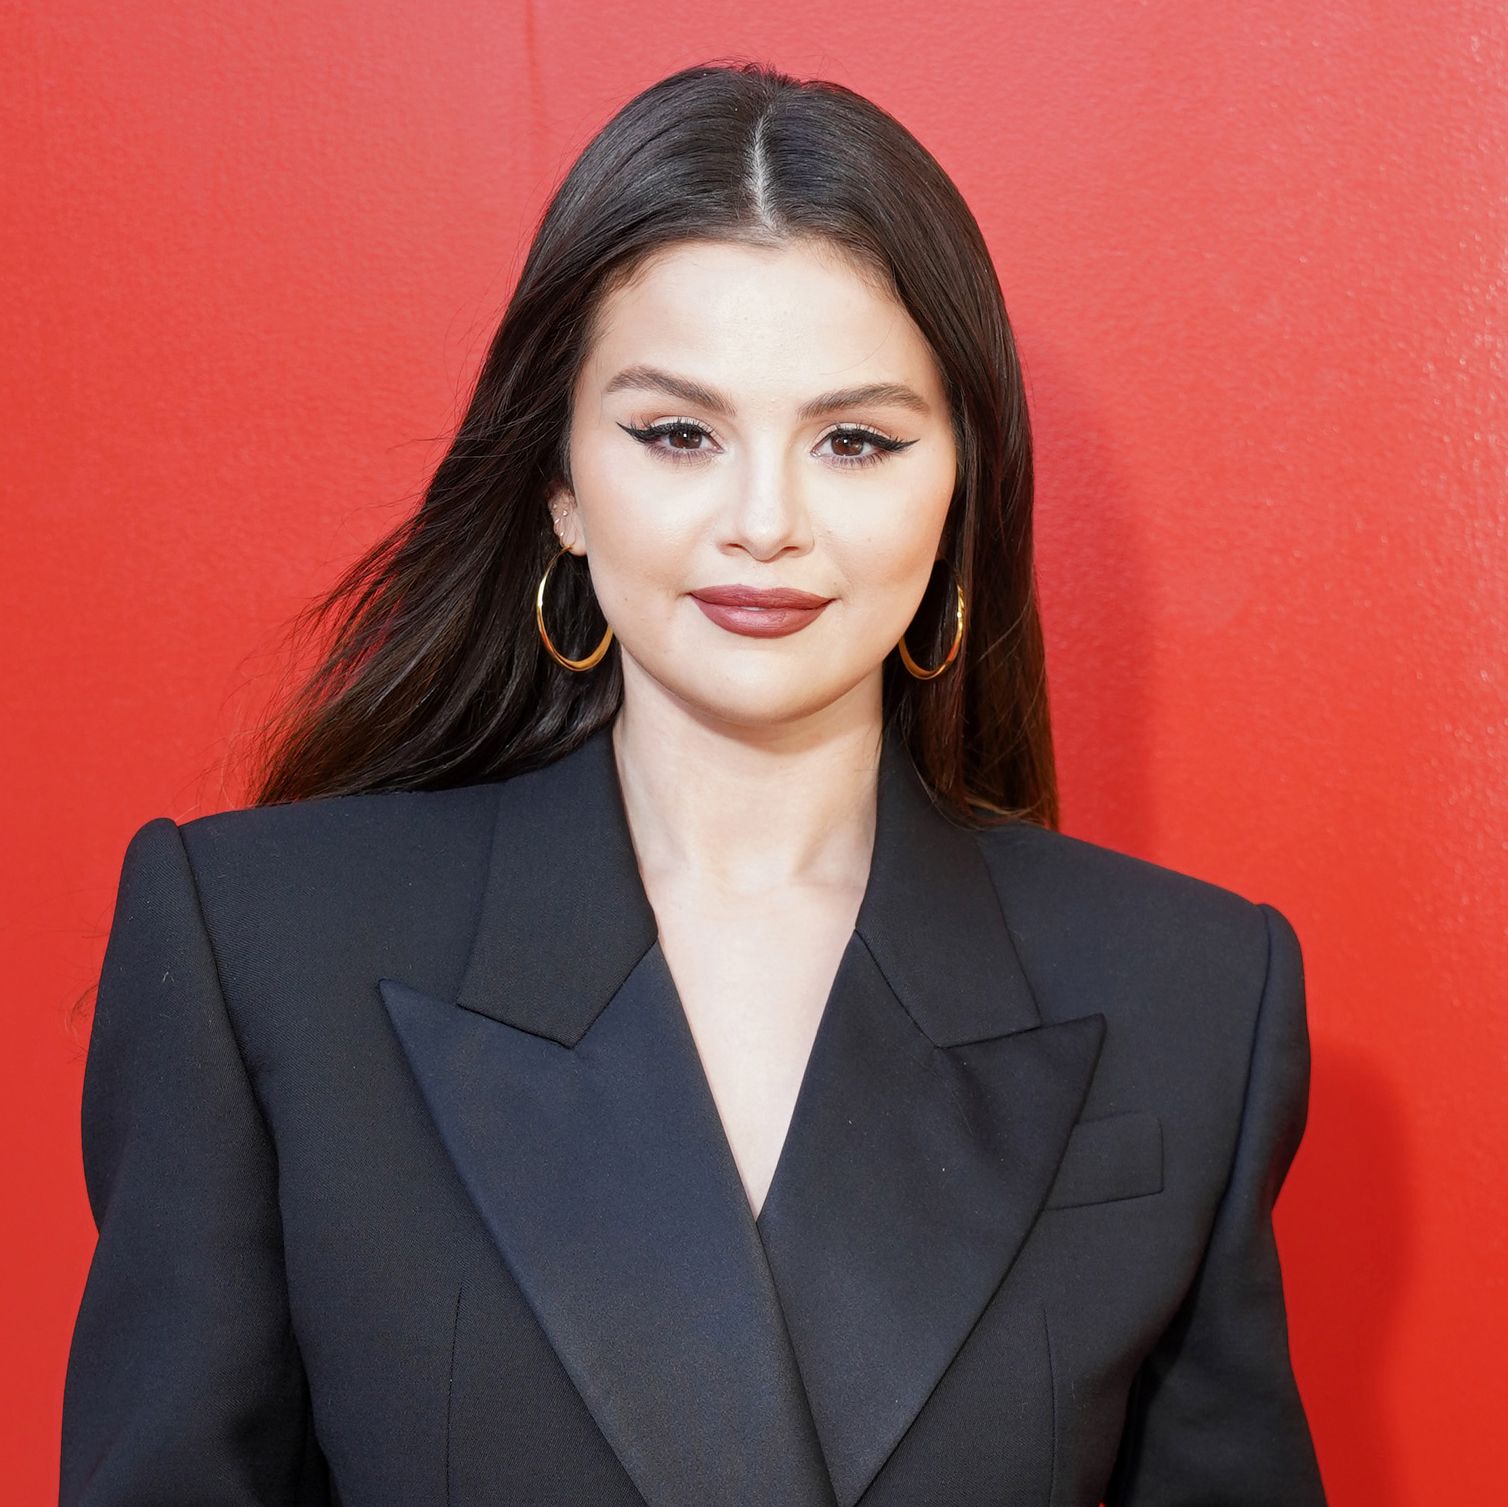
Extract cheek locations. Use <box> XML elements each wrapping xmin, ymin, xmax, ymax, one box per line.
<box><xmin>858</xmin><ymin>556</ymin><xmax>936</xmax><ymax>649</ymax></box>
<box><xmin>832</xmin><ymin>506</ymin><xmax>949</xmax><ymax>631</ymax></box>
<box><xmin>580</xmin><ymin>501</ymin><xmax>693</xmax><ymax>634</ymax></box>
<box><xmin>572</xmin><ymin>446</ymin><xmax>682</xmax><ymax>576</ymax></box>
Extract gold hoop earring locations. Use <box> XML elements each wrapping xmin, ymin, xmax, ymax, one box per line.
<box><xmin>897</xmin><ymin>558</ymin><xmax>965</xmax><ymax>680</ymax></box>
<box><xmin>536</xmin><ymin>544</ymin><xmax>614</xmax><ymax>672</ymax></box>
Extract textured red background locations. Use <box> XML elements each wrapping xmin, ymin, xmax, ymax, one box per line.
<box><xmin>6</xmin><ymin>4</ymin><xmax>1504</xmax><ymax>1502</ymax></box>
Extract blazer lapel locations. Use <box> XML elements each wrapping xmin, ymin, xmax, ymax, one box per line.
<box><xmin>752</xmin><ymin>730</ymin><xmax>1106</xmax><ymax>1507</ymax></box>
<box><xmin>379</xmin><ymin>725</ymin><xmax>834</xmax><ymax>1507</ymax></box>
<box><xmin>378</xmin><ymin>719</ymin><xmax>1106</xmax><ymax>1507</ymax></box>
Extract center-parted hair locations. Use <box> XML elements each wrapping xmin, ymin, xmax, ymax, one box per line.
<box><xmin>246</xmin><ymin>58</ymin><xmax>1057</xmax><ymax>829</ymax></box>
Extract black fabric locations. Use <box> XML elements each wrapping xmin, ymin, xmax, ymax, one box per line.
<box><xmin>60</xmin><ymin>721</ymin><xmax>1327</xmax><ymax>1505</ymax></box>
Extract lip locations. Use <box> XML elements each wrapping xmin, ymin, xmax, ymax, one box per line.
<box><xmin>690</xmin><ymin>585</ymin><xmax>833</xmax><ymax>608</ymax></box>
<box><xmin>689</xmin><ymin>584</ymin><xmax>833</xmax><ymax>639</ymax></box>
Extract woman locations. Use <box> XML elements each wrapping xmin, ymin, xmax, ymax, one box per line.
<box><xmin>60</xmin><ymin>60</ymin><xmax>1327</xmax><ymax>1507</ymax></box>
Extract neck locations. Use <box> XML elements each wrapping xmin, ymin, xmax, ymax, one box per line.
<box><xmin>609</xmin><ymin>694</ymin><xmax>882</xmax><ymax>904</ymax></box>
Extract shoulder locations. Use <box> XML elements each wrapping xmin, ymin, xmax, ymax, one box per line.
<box><xmin>119</xmin><ymin>782</ymin><xmax>505</xmax><ymax>1006</ymax></box>
<box><xmin>971</xmin><ymin>818</ymin><xmax>1293</xmax><ymax>1049</ymax></box>
<box><xmin>973</xmin><ymin>817</ymin><xmax>1277</xmax><ymax>941</ymax></box>
<box><xmin>172</xmin><ymin>780</ymin><xmax>501</xmax><ymax>886</ymax></box>
<box><xmin>168</xmin><ymin>778</ymin><xmax>504</xmax><ymax>914</ymax></box>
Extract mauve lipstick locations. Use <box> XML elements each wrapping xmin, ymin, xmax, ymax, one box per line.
<box><xmin>689</xmin><ymin>584</ymin><xmax>833</xmax><ymax>638</ymax></box>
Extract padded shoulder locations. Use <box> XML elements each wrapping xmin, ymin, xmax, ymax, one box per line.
<box><xmin>977</xmin><ymin>818</ymin><xmax>1264</xmax><ymax>923</ymax></box>
<box><xmin>167</xmin><ymin>781</ymin><xmax>504</xmax><ymax>1023</ymax></box>
<box><xmin>176</xmin><ymin>780</ymin><xmax>500</xmax><ymax>884</ymax></box>
<box><xmin>972</xmin><ymin>819</ymin><xmax>1275</xmax><ymax>1033</ymax></box>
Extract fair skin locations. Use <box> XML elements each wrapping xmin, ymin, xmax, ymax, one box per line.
<box><xmin>545</xmin><ymin>237</ymin><xmax>957</xmax><ymax>1219</ymax></box>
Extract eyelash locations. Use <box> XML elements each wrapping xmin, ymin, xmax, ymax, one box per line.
<box><xmin>619</xmin><ymin>418</ymin><xmax>914</xmax><ymax>470</ymax></box>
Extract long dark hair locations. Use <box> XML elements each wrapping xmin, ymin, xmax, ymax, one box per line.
<box><xmin>244</xmin><ymin>59</ymin><xmax>1058</xmax><ymax>828</ymax></box>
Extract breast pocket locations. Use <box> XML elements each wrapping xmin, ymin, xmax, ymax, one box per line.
<box><xmin>1043</xmin><ymin>1109</ymin><xmax>1163</xmax><ymax>1210</ymax></box>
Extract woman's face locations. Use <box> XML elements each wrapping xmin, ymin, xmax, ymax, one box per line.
<box><xmin>549</xmin><ymin>237</ymin><xmax>958</xmax><ymax>733</ymax></box>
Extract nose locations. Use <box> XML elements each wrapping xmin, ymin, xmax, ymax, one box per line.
<box><xmin>716</xmin><ymin>450</ymin><xmax>813</xmax><ymax>559</ymax></box>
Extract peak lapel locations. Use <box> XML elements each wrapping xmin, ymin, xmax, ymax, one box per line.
<box><xmin>752</xmin><ymin>730</ymin><xmax>1107</xmax><ymax>1507</ymax></box>
<box><xmin>378</xmin><ymin>720</ymin><xmax>1107</xmax><ymax>1507</ymax></box>
<box><xmin>379</xmin><ymin>726</ymin><xmax>834</xmax><ymax>1507</ymax></box>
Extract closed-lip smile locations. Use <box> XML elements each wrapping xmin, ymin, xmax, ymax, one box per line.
<box><xmin>688</xmin><ymin>584</ymin><xmax>834</xmax><ymax>639</ymax></box>
<box><xmin>690</xmin><ymin>585</ymin><xmax>832</xmax><ymax>608</ymax></box>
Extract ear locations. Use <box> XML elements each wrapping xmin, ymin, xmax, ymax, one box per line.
<box><xmin>545</xmin><ymin>485</ymin><xmax>587</xmax><ymax>556</ymax></box>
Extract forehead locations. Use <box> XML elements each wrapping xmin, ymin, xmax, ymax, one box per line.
<box><xmin>583</xmin><ymin>238</ymin><xmax>942</xmax><ymax>402</ymax></box>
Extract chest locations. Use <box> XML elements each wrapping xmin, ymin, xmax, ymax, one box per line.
<box><xmin>652</xmin><ymin>888</ymin><xmax>861</xmax><ymax>1220</ymax></box>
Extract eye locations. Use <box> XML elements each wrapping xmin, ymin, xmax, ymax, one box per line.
<box><xmin>619</xmin><ymin>419</ymin><xmax>719</xmax><ymax>463</ymax></box>
<box><xmin>816</xmin><ymin>425</ymin><xmax>915</xmax><ymax>469</ymax></box>
<box><xmin>618</xmin><ymin>419</ymin><xmax>917</xmax><ymax>470</ymax></box>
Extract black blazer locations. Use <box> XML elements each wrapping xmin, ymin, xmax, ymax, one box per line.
<box><xmin>60</xmin><ymin>720</ymin><xmax>1327</xmax><ymax>1507</ymax></box>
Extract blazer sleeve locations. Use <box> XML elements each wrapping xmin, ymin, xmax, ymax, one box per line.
<box><xmin>59</xmin><ymin>817</ymin><xmax>331</xmax><ymax>1506</ymax></box>
<box><xmin>1104</xmin><ymin>901</ymin><xmax>1328</xmax><ymax>1506</ymax></box>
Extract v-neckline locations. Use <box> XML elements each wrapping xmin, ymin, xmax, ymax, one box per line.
<box><xmin>646</xmin><ymin>926</ymin><xmax>864</xmax><ymax>1240</ymax></box>
<box><xmin>388</xmin><ymin>710</ymin><xmax>1101</xmax><ymax>1507</ymax></box>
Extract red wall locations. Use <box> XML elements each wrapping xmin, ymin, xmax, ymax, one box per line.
<box><xmin>6</xmin><ymin>4</ymin><xmax>1504</xmax><ymax>1501</ymax></box>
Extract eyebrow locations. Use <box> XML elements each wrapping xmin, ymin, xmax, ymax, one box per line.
<box><xmin>601</xmin><ymin>363</ymin><xmax>932</xmax><ymax>421</ymax></box>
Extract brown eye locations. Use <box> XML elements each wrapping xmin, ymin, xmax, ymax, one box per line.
<box><xmin>818</xmin><ymin>425</ymin><xmax>916</xmax><ymax>469</ymax></box>
<box><xmin>619</xmin><ymin>419</ymin><xmax>719</xmax><ymax>464</ymax></box>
